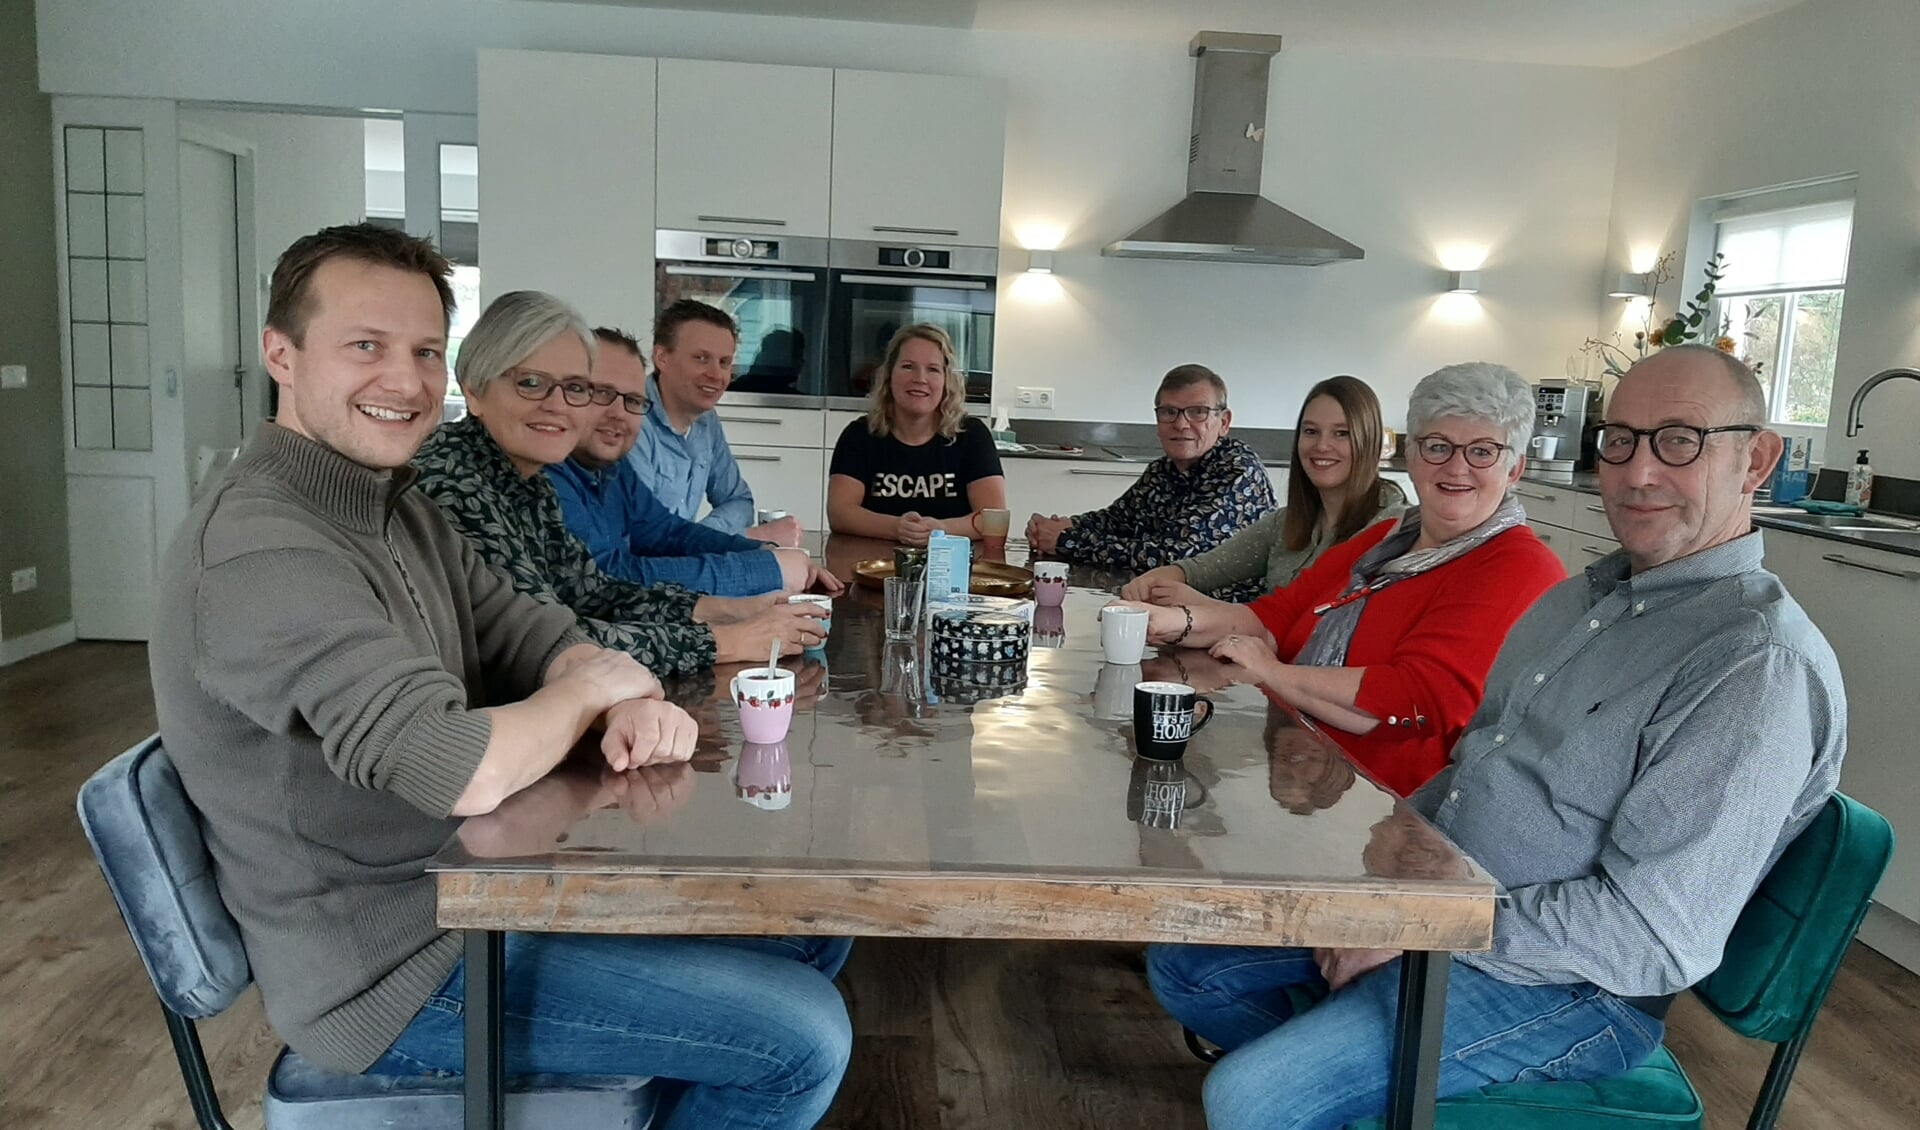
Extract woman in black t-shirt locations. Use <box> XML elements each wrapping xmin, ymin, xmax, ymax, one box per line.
<box><xmin>827</xmin><ymin>324</ymin><xmax>1006</xmax><ymax>545</ymax></box>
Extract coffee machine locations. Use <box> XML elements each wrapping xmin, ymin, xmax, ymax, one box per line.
<box><xmin>1529</xmin><ymin>380</ymin><xmax>1604</xmax><ymax>476</ymax></box>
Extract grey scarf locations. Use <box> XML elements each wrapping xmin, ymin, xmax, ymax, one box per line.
<box><xmin>1293</xmin><ymin>493</ymin><xmax>1529</xmax><ymax>668</ymax></box>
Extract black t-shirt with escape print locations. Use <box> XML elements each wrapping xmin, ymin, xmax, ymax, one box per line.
<box><xmin>829</xmin><ymin>416</ymin><xmax>1005</xmax><ymax>520</ymax></box>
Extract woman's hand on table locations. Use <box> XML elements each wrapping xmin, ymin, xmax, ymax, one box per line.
<box><xmin>1210</xmin><ymin>634</ymin><xmax>1287</xmax><ymax>688</ymax></box>
<box><xmin>894</xmin><ymin>511</ymin><xmax>939</xmax><ymax>547</ymax></box>
<box><xmin>1104</xmin><ymin>599</ymin><xmax>1189</xmax><ymax>646</ymax></box>
<box><xmin>1121</xmin><ymin>566</ymin><xmax>1187</xmax><ymax>604</ymax></box>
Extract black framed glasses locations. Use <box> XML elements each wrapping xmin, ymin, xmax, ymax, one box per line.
<box><xmin>588</xmin><ymin>384</ymin><xmax>650</xmax><ymax>416</ymax></box>
<box><xmin>507</xmin><ymin>369</ymin><xmax>596</xmax><ymax>407</ymax></box>
<box><xmin>1154</xmin><ymin>404</ymin><xmax>1226</xmax><ymax>424</ymax></box>
<box><xmin>1412</xmin><ymin>435</ymin><xmax>1510</xmax><ymax>469</ymax></box>
<box><xmin>1590</xmin><ymin>423</ymin><xmax>1760</xmax><ymax>467</ymax></box>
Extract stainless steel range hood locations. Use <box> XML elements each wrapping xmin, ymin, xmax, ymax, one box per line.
<box><xmin>1104</xmin><ymin>32</ymin><xmax>1363</xmax><ymax>267</ymax></box>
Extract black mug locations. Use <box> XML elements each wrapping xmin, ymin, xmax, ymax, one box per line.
<box><xmin>1127</xmin><ymin>757</ymin><xmax>1193</xmax><ymax>828</ymax></box>
<box><xmin>1133</xmin><ymin>681</ymin><xmax>1213</xmax><ymax>761</ymax></box>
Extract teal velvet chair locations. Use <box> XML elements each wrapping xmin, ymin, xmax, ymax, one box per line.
<box><xmin>1352</xmin><ymin>791</ymin><xmax>1894</xmax><ymax>1130</ymax></box>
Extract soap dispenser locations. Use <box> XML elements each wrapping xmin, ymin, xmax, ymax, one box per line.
<box><xmin>1844</xmin><ymin>449</ymin><xmax>1874</xmax><ymax>509</ymax></box>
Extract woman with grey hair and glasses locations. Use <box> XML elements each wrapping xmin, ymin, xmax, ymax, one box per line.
<box><xmin>1109</xmin><ymin>361</ymin><xmax>1564</xmax><ymax>797</ymax></box>
<box><xmin>413</xmin><ymin>290</ymin><xmax>827</xmax><ymax>673</ymax></box>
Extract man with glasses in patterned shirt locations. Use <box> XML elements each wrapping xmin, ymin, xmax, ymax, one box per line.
<box><xmin>1150</xmin><ymin>344</ymin><xmax>1845</xmax><ymax>1129</ymax></box>
<box><xmin>548</xmin><ymin>327</ymin><xmax>843</xmax><ymax>598</ymax></box>
<box><xmin>1025</xmin><ymin>364</ymin><xmax>1277</xmax><ymax>599</ymax></box>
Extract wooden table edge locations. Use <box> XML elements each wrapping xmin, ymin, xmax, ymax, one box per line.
<box><xmin>435</xmin><ymin>869</ymin><xmax>1496</xmax><ymax>951</ymax></box>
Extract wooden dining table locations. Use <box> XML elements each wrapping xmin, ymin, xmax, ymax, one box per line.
<box><xmin>432</xmin><ymin>534</ymin><xmax>1499</xmax><ymax>1130</ymax></box>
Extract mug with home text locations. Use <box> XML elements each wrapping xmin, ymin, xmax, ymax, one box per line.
<box><xmin>1132</xmin><ymin>681</ymin><xmax>1214</xmax><ymax>761</ymax></box>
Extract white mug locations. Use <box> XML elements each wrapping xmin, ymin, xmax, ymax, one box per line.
<box><xmin>787</xmin><ymin>593</ymin><xmax>833</xmax><ymax>642</ymax></box>
<box><xmin>1099</xmin><ymin>605</ymin><xmax>1149</xmax><ymax>665</ymax></box>
<box><xmin>1091</xmin><ymin>662</ymin><xmax>1143</xmax><ymax>719</ymax></box>
<box><xmin>1530</xmin><ymin>435</ymin><xmax>1561</xmax><ymax>461</ymax></box>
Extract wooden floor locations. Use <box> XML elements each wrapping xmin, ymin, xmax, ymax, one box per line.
<box><xmin>5</xmin><ymin>642</ymin><xmax>1918</xmax><ymax>1129</ymax></box>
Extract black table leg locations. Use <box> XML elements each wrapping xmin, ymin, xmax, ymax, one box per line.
<box><xmin>1386</xmin><ymin>950</ymin><xmax>1449</xmax><ymax>1130</ymax></box>
<box><xmin>464</xmin><ymin>929</ymin><xmax>505</xmax><ymax>1130</ymax></box>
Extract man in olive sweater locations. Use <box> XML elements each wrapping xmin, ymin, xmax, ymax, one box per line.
<box><xmin>150</xmin><ymin>224</ymin><xmax>852</xmax><ymax>1129</ymax></box>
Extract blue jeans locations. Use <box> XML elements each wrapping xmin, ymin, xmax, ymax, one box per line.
<box><xmin>368</xmin><ymin>933</ymin><xmax>854</xmax><ymax>1130</ymax></box>
<box><xmin>1146</xmin><ymin>944</ymin><xmax>1663</xmax><ymax>1130</ymax></box>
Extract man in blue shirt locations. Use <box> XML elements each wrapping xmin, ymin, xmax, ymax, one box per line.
<box><xmin>627</xmin><ymin>300</ymin><xmax>801</xmax><ymax>546</ymax></box>
<box><xmin>550</xmin><ymin>328</ymin><xmax>841</xmax><ymax>597</ymax></box>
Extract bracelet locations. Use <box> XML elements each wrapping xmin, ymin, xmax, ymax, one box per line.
<box><xmin>1172</xmin><ymin>604</ymin><xmax>1195</xmax><ymax>646</ymax></box>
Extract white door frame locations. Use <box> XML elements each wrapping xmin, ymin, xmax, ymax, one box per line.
<box><xmin>51</xmin><ymin>96</ymin><xmax>187</xmax><ymax>640</ymax></box>
<box><xmin>176</xmin><ymin>120</ymin><xmax>268</xmax><ymax>441</ymax></box>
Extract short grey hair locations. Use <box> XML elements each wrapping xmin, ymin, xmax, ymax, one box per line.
<box><xmin>454</xmin><ymin>290</ymin><xmax>597</xmax><ymax>397</ymax></box>
<box><xmin>1406</xmin><ymin>362</ymin><xmax>1535</xmax><ymax>461</ymax></box>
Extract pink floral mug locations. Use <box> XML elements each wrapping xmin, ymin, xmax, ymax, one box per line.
<box><xmin>730</xmin><ymin>667</ymin><xmax>796</xmax><ymax>744</ymax></box>
<box><xmin>734</xmin><ymin>740</ymin><xmax>793</xmax><ymax>811</ymax></box>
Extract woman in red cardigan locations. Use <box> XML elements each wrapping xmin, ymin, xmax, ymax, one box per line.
<box><xmin>1114</xmin><ymin>362</ymin><xmax>1565</xmax><ymax>796</ymax></box>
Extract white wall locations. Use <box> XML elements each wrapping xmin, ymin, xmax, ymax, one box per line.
<box><xmin>1599</xmin><ymin>0</ymin><xmax>1920</xmax><ymax>479</ymax></box>
<box><xmin>177</xmin><ymin>109</ymin><xmax>366</xmax><ymax>295</ymax></box>
<box><xmin>39</xmin><ymin>1</ymin><xmax>1620</xmax><ymax>431</ymax></box>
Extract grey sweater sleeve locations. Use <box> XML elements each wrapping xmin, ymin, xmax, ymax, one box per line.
<box><xmin>459</xmin><ymin>535</ymin><xmax>593</xmax><ymax>702</ymax></box>
<box><xmin>1177</xmin><ymin>508</ymin><xmax>1289</xmax><ymax>593</ymax></box>
<box><xmin>193</xmin><ymin>547</ymin><xmax>495</xmax><ymax>818</ymax></box>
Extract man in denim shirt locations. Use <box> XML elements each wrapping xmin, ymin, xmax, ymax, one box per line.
<box><xmin>1149</xmin><ymin>346</ymin><xmax>1844</xmax><ymax>1129</ymax></box>
<box><xmin>626</xmin><ymin>300</ymin><xmax>800</xmax><ymax>546</ymax></box>
<box><xmin>551</xmin><ymin>328</ymin><xmax>841</xmax><ymax>598</ymax></box>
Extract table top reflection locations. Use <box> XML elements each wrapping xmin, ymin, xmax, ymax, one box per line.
<box><xmin>432</xmin><ymin>535</ymin><xmax>1497</xmax><ymax>950</ymax></box>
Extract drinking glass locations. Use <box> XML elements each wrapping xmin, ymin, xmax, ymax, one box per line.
<box><xmin>884</xmin><ymin>576</ymin><xmax>924</xmax><ymax>641</ymax></box>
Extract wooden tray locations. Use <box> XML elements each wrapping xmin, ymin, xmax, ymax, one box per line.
<box><xmin>852</xmin><ymin>558</ymin><xmax>1036</xmax><ymax>597</ymax></box>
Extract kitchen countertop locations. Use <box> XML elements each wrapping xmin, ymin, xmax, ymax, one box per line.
<box><xmin>1518</xmin><ymin>471</ymin><xmax>1920</xmax><ymax>559</ymax></box>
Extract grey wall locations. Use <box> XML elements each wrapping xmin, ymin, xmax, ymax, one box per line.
<box><xmin>0</xmin><ymin>0</ymin><xmax>73</xmax><ymax>641</ymax></box>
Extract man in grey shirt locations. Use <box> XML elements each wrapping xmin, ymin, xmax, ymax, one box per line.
<box><xmin>1148</xmin><ymin>345</ymin><xmax>1843</xmax><ymax>1130</ymax></box>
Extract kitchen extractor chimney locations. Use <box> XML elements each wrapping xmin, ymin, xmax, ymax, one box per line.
<box><xmin>1103</xmin><ymin>32</ymin><xmax>1364</xmax><ymax>266</ymax></box>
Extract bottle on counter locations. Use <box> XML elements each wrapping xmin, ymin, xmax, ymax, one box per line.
<box><xmin>1844</xmin><ymin>449</ymin><xmax>1874</xmax><ymax>509</ymax></box>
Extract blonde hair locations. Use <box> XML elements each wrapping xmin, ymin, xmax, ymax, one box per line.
<box><xmin>866</xmin><ymin>324</ymin><xmax>968</xmax><ymax>441</ymax></box>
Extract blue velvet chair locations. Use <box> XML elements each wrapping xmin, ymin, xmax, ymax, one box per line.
<box><xmin>77</xmin><ymin>734</ymin><xmax>659</xmax><ymax>1129</ymax></box>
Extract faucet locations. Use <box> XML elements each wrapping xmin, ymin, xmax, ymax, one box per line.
<box><xmin>1845</xmin><ymin>367</ymin><xmax>1920</xmax><ymax>436</ymax></box>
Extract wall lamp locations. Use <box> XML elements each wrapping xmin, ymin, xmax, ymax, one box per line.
<box><xmin>1443</xmin><ymin>270</ymin><xmax>1481</xmax><ymax>294</ymax></box>
<box><xmin>1024</xmin><ymin>249</ymin><xmax>1055</xmax><ymax>274</ymax></box>
<box><xmin>1607</xmin><ymin>271</ymin><xmax>1650</xmax><ymax>299</ymax></box>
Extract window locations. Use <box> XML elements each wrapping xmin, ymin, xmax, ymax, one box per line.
<box><xmin>1711</xmin><ymin>198</ymin><xmax>1853</xmax><ymax>426</ymax></box>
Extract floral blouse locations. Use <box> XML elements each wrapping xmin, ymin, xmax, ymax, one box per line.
<box><xmin>414</xmin><ymin>416</ymin><xmax>717</xmax><ymax>674</ymax></box>
<box><xmin>1054</xmin><ymin>435</ymin><xmax>1279</xmax><ymax>602</ymax></box>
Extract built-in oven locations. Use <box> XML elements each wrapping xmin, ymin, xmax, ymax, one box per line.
<box><xmin>654</xmin><ymin>230</ymin><xmax>830</xmax><ymax>397</ymax></box>
<box><xmin>827</xmin><ymin>240</ymin><xmax>997</xmax><ymax>404</ymax></box>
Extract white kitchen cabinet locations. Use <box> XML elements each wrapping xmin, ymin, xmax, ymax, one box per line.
<box><xmin>1511</xmin><ymin>481</ymin><xmax>1578</xmax><ymax>529</ymax></box>
<box><xmin>829</xmin><ymin>70</ymin><xmax>1006</xmax><ymax>246</ymax></box>
<box><xmin>478</xmin><ymin>50</ymin><xmax>656</xmax><ymax>334</ymax></box>
<box><xmin>656</xmin><ymin>60</ymin><xmax>833</xmax><ymax>237</ymax></box>
<box><xmin>732</xmin><ymin>444</ymin><xmax>826</xmax><ymax>530</ymax></box>
<box><xmin>712</xmin><ymin>404</ymin><xmax>823</xmax><ymax>449</ymax></box>
<box><xmin>1001</xmin><ymin>459</ymin><xmax>1143</xmax><ymax>521</ymax></box>
<box><xmin>1266</xmin><ymin>467</ymin><xmax>1291</xmax><ymax>503</ymax></box>
<box><xmin>1763</xmin><ymin>531</ymin><xmax>1920</xmax><ymax>924</ymax></box>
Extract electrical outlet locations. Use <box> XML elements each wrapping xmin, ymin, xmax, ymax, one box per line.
<box><xmin>1015</xmin><ymin>386</ymin><xmax>1055</xmax><ymax>410</ymax></box>
<box><xmin>0</xmin><ymin>365</ymin><xmax>27</xmax><ymax>390</ymax></box>
<box><xmin>10</xmin><ymin>567</ymin><xmax>36</xmax><ymax>594</ymax></box>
